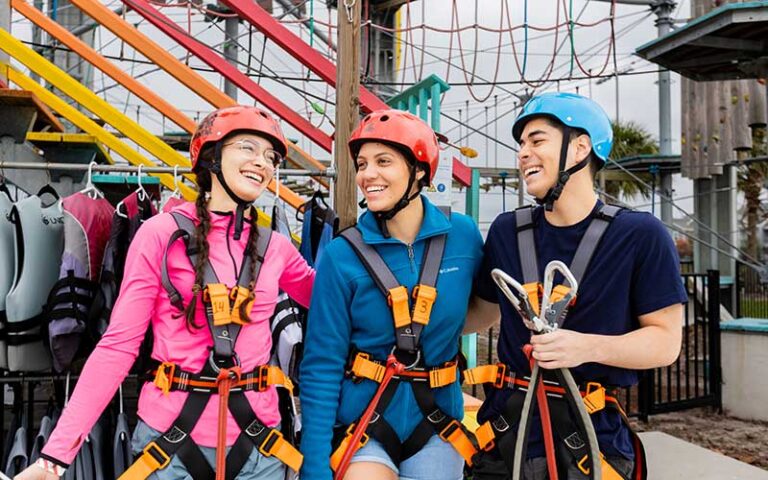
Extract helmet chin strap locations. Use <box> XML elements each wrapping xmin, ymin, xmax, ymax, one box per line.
<box><xmin>535</xmin><ymin>126</ymin><xmax>590</xmax><ymax>212</ymax></box>
<box><xmin>212</xmin><ymin>142</ymin><xmax>252</xmax><ymax>240</ymax></box>
<box><xmin>372</xmin><ymin>163</ymin><xmax>420</xmax><ymax>238</ymax></box>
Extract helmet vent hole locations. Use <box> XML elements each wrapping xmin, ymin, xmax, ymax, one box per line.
<box><xmin>380</xmin><ymin>115</ymin><xmax>389</xmax><ymax>122</ymax></box>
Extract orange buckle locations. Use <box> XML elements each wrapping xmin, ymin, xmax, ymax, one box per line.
<box><xmin>475</xmin><ymin>422</ymin><xmax>496</xmax><ymax>451</ymax></box>
<box><xmin>583</xmin><ymin>382</ymin><xmax>606</xmax><ymax>414</ymax></box>
<box><xmin>577</xmin><ymin>454</ymin><xmax>591</xmax><ymax>475</ymax></box>
<box><xmin>438</xmin><ymin>419</ymin><xmax>462</xmax><ymax>442</ymax></box>
<box><xmin>204</xmin><ymin>283</ymin><xmax>233</xmax><ymax>326</ymax></box>
<box><xmin>153</xmin><ymin>362</ymin><xmax>176</xmax><ymax>396</ymax></box>
<box><xmin>257</xmin><ymin>365</ymin><xmax>270</xmax><ymax>392</ymax></box>
<box><xmin>523</xmin><ymin>282</ymin><xmax>542</xmax><ymax>315</ymax></box>
<box><xmin>346</xmin><ymin>423</ymin><xmax>370</xmax><ymax>448</ymax></box>
<box><xmin>142</xmin><ymin>441</ymin><xmax>171</xmax><ymax>470</ymax></box>
<box><xmin>493</xmin><ymin>363</ymin><xmax>508</xmax><ymax>389</ymax></box>
<box><xmin>428</xmin><ymin>362</ymin><xmax>457</xmax><ymax>388</ymax></box>
<box><xmin>549</xmin><ymin>284</ymin><xmax>572</xmax><ymax>304</ymax></box>
<box><xmin>259</xmin><ymin>429</ymin><xmax>284</xmax><ymax>457</ymax></box>
<box><xmin>229</xmin><ymin>286</ymin><xmax>252</xmax><ymax>325</ymax></box>
<box><xmin>387</xmin><ymin>286</ymin><xmax>411</xmax><ymax>329</ymax></box>
<box><xmin>411</xmin><ymin>284</ymin><xmax>437</xmax><ymax>326</ymax></box>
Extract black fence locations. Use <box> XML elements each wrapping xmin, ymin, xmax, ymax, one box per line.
<box><xmin>473</xmin><ymin>270</ymin><xmax>723</xmax><ymax>421</ymax></box>
<box><xmin>735</xmin><ymin>261</ymin><xmax>768</xmax><ymax>319</ymax></box>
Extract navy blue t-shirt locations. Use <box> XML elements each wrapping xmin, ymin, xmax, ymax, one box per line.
<box><xmin>474</xmin><ymin>200</ymin><xmax>687</xmax><ymax>460</ymax></box>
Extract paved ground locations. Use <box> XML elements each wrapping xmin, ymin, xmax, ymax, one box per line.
<box><xmin>641</xmin><ymin>432</ymin><xmax>768</xmax><ymax>479</ymax></box>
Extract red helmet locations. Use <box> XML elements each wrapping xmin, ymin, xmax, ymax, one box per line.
<box><xmin>348</xmin><ymin>110</ymin><xmax>440</xmax><ymax>182</ymax></box>
<box><xmin>189</xmin><ymin>106</ymin><xmax>288</xmax><ymax>169</ymax></box>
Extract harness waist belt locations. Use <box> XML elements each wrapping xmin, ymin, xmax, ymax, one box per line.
<box><xmin>348</xmin><ymin>352</ymin><xmax>458</xmax><ymax>388</ymax></box>
<box><xmin>152</xmin><ymin>362</ymin><xmax>293</xmax><ymax>396</ymax></box>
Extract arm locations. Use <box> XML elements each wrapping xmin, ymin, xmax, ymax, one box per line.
<box><xmin>533</xmin><ymin>214</ymin><xmax>686</xmax><ymax>370</ymax></box>
<box><xmin>38</xmin><ymin>221</ymin><xmax>163</xmax><ymax>467</ymax></box>
<box><xmin>275</xmin><ymin>234</ymin><xmax>316</xmax><ymax>308</ymax></box>
<box><xmin>463</xmin><ymin>295</ymin><xmax>501</xmax><ymax>335</ymax></box>
<box><xmin>530</xmin><ymin>303</ymin><xmax>683</xmax><ymax>370</ymax></box>
<box><xmin>299</xmin><ymin>250</ymin><xmax>352</xmax><ymax>480</ymax></box>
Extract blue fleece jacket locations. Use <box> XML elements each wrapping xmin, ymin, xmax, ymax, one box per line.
<box><xmin>299</xmin><ymin>196</ymin><xmax>484</xmax><ymax>479</ymax></box>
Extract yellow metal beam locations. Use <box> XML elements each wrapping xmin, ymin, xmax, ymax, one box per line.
<box><xmin>67</xmin><ymin>0</ymin><xmax>327</xmax><ymax>192</ymax></box>
<box><xmin>0</xmin><ymin>28</ymin><xmax>194</xmax><ymax>176</ymax></box>
<box><xmin>12</xmin><ymin>0</ymin><xmax>196</xmax><ymax>134</ymax></box>
<box><xmin>5</xmin><ymin>64</ymin><xmax>197</xmax><ymax>200</ymax></box>
<box><xmin>0</xmin><ymin>26</ymin><xmax>305</xmax><ymax>210</ymax></box>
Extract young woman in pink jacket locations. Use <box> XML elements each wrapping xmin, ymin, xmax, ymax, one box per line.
<box><xmin>16</xmin><ymin>106</ymin><xmax>315</xmax><ymax>480</ymax></box>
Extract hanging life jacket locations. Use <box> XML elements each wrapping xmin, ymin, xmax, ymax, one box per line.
<box><xmin>46</xmin><ymin>192</ymin><xmax>114</xmax><ymax>373</ymax></box>
<box><xmin>4</xmin><ymin>186</ymin><xmax>64</xmax><ymax>372</ymax></box>
<box><xmin>298</xmin><ymin>193</ymin><xmax>336</xmax><ymax>268</ymax></box>
<box><xmin>89</xmin><ymin>191</ymin><xmax>156</xmax><ymax>372</ymax></box>
<box><xmin>119</xmin><ymin>212</ymin><xmax>302</xmax><ymax>480</ymax></box>
<box><xmin>0</xmin><ymin>188</ymin><xmax>17</xmax><ymax>370</ymax></box>
<box><xmin>464</xmin><ymin>204</ymin><xmax>648</xmax><ymax>480</ymax></box>
<box><xmin>329</xmin><ymin>226</ymin><xmax>477</xmax><ymax>478</ymax></box>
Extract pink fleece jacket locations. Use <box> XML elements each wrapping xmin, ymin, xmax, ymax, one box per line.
<box><xmin>42</xmin><ymin>202</ymin><xmax>315</xmax><ymax>465</ymax></box>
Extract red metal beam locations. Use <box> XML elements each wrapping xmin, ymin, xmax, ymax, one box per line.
<box><xmin>217</xmin><ymin>0</ymin><xmax>472</xmax><ymax>187</ymax></box>
<box><xmin>219</xmin><ymin>0</ymin><xmax>387</xmax><ymax>113</ymax></box>
<box><xmin>122</xmin><ymin>0</ymin><xmax>333</xmax><ymax>153</ymax></box>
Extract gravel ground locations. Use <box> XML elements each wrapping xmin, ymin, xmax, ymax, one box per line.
<box><xmin>633</xmin><ymin>407</ymin><xmax>768</xmax><ymax>470</ymax></box>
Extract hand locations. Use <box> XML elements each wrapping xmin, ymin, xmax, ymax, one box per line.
<box><xmin>14</xmin><ymin>464</ymin><xmax>60</xmax><ymax>480</ymax></box>
<box><xmin>529</xmin><ymin>329</ymin><xmax>595</xmax><ymax>370</ymax></box>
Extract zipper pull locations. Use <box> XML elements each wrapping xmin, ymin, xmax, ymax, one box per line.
<box><xmin>407</xmin><ymin>244</ymin><xmax>415</xmax><ymax>273</ymax></box>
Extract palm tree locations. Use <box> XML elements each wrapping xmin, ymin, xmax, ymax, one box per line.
<box><xmin>738</xmin><ymin>126</ymin><xmax>768</xmax><ymax>261</ymax></box>
<box><xmin>603</xmin><ymin>121</ymin><xmax>658</xmax><ymax>201</ymax></box>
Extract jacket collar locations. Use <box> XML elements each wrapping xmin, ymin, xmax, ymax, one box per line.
<box><xmin>357</xmin><ymin>195</ymin><xmax>451</xmax><ymax>245</ymax></box>
<box><xmin>172</xmin><ymin>200</ymin><xmax>254</xmax><ymax>234</ymax></box>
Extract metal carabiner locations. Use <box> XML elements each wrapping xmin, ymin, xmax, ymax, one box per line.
<box><xmin>491</xmin><ymin>268</ymin><xmax>548</xmax><ymax>333</ymax></box>
<box><xmin>539</xmin><ymin>261</ymin><xmax>579</xmax><ymax>331</ymax></box>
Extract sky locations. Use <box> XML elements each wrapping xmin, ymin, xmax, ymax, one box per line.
<box><xmin>4</xmin><ymin>0</ymin><xmax>701</xmax><ymax>233</ymax></box>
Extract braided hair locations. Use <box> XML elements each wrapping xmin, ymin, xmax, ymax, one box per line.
<box><xmin>181</xmin><ymin>141</ymin><xmax>261</xmax><ymax>331</ymax></box>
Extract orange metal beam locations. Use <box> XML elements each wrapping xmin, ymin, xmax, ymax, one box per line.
<box><xmin>68</xmin><ymin>0</ymin><xmax>235</xmax><ymax>109</ymax></box>
<box><xmin>62</xmin><ymin>0</ymin><xmax>307</xmax><ymax>209</ymax></box>
<box><xmin>11</xmin><ymin>0</ymin><xmax>196</xmax><ymax>134</ymax></box>
<box><xmin>68</xmin><ymin>0</ymin><xmax>327</xmax><ymax>190</ymax></box>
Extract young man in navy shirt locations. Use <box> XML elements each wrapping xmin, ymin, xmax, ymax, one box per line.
<box><xmin>465</xmin><ymin>92</ymin><xmax>687</xmax><ymax>479</ymax></box>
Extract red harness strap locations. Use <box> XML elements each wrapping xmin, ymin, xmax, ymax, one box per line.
<box><xmin>215</xmin><ymin>367</ymin><xmax>242</xmax><ymax>480</ymax></box>
<box><xmin>334</xmin><ymin>355</ymin><xmax>405</xmax><ymax>480</ymax></box>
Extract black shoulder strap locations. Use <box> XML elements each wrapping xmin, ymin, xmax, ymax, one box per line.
<box><xmin>164</xmin><ymin>213</ymin><xmax>272</xmax><ymax>360</ymax></box>
<box><xmin>340</xmin><ymin>227</ymin><xmax>446</xmax><ymax>352</ymax></box>
<box><xmin>162</xmin><ymin>213</ymin><xmax>197</xmax><ymax>312</ymax></box>
<box><xmin>515</xmin><ymin>206</ymin><xmax>540</xmax><ymax>284</ymax></box>
<box><xmin>339</xmin><ymin>228</ymin><xmax>399</xmax><ymax>297</ymax></box>
<box><xmin>569</xmin><ymin>204</ymin><xmax>622</xmax><ymax>284</ymax></box>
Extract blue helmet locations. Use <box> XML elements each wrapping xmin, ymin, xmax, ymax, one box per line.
<box><xmin>512</xmin><ymin>92</ymin><xmax>613</xmax><ymax>164</ymax></box>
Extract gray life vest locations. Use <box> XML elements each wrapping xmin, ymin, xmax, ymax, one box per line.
<box><xmin>0</xmin><ymin>189</ymin><xmax>16</xmax><ymax>370</ymax></box>
<box><xmin>4</xmin><ymin>186</ymin><xmax>64</xmax><ymax>372</ymax></box>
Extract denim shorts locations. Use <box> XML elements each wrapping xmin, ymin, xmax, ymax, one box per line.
<box><xmin>350</xmin><ymin>434</ymin><xmax>464</xmax><ymax>480</ymax></box>
<box><xmin>131</xmin><ymin>420</ymin><xmax>286</xmax><ymax>480</ymax></box>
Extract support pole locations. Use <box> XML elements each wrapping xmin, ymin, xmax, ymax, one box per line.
<box><xmin>655</xmin><ymin>0</ymin><xmax>676</xmax><ymax>225</ymax></box>
<box><xmin>334</xmin><ymin>0</ymin><xmax>361</xmax><ymax>230</ymax></box>
<box><xmin>224</xmin><ymin>14</ymin><xmax>239</xmax><ymax>101</ymax></box>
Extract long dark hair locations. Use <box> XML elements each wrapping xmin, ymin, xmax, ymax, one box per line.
<box><xmin>181</xmin><ymin>141</ymin><xmax>261</xmax><ymax>331</ymax></box>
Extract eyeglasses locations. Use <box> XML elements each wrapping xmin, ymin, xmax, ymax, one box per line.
<box><xmin>223</xmin><ymin>139</ymin><xmax>283</xmax><ymax>167</ymax></box>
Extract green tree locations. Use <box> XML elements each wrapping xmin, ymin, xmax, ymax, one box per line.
<box><xmin>602</xmin><ymin>121</ymin><xmax>657</xmax><ymax>201</ymax></box>
<box><xmin>738</xmin><ymin>126</ymin><xmax>768</xmax><ymax>261</ymax></box>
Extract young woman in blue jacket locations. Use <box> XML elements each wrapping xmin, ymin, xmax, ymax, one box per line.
<box><xmin>299</xmin><ymin>110</ymin><xmax>484</xmax><ymax>480</ymax></box>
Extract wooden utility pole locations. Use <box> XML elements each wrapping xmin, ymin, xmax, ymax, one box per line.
<box><xmin>334</xmin><ymin>0</ymin><xmax>361</xmax><ymax>230</ymax></box>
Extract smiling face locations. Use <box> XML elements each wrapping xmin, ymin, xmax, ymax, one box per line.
<box><xmin>355</xmin><ymin>142</ymin><xmax>425</xmax><ymax>212</ymax></box>
<box><xmin>518</xmin><ymin>117</ymin><xmax>592</xmax><ymax>199</ymax></box>
<box><xmin>214</xmin><ymin>132</ymin><xmax>278</xmax><ymax>203</ymax></box>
